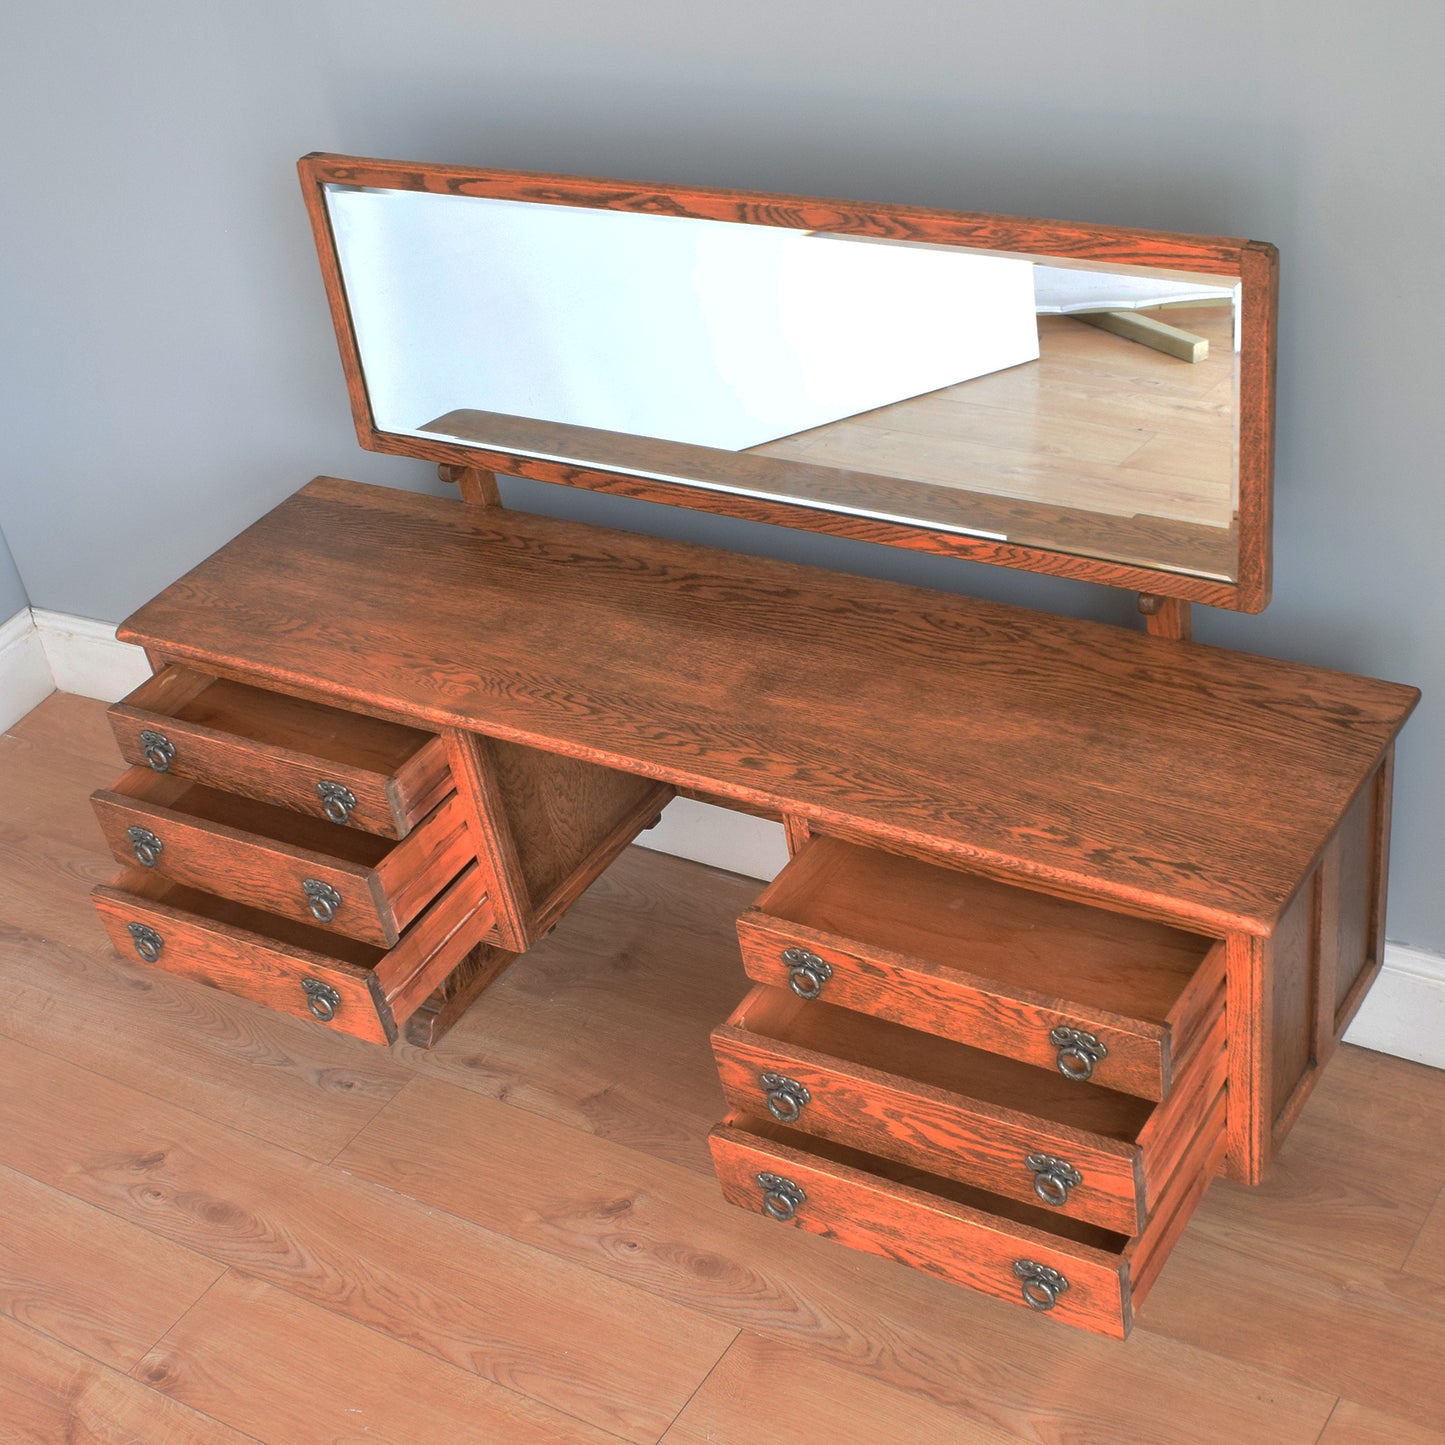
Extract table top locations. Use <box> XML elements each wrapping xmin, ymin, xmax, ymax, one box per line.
<box><xmin>121</xmin><ymin>476</ymin><xmax>1418</xmax><ymax>937</ymax></box>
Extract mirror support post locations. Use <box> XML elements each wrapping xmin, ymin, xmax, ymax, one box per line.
<box><xmin>1138</xmin><ymin>594</ymin><xmax>1192</xmax><ymax>641</ymax></box>
<box><xmin>440</xmin><ymin>465</ymin><xmax>503</xmax><ymax>509</ymax></box>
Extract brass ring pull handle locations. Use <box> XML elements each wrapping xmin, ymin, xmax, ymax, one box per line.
<box><xmin>316</xmin><ymin>780</ymin><xmax>356</xmax><ymax>826</ymax></box>
<box><xmin>782</xmin><ymin>947</ymin><xmax>832</xmax><ymax>1000</ymax></box>
<box><xmin>139</xmin><ymin>729</ymin><xmax>176</xmax><ymax>773</ymax></box>
<box><xmin>127</xmin><ymin>826</ymin><xmax>163</xmax><ymax>868</ymax></box>
<box><xmin>302</xmin><ymin>879</ymin><xmax>342</xmax><ymax>925</ymax></box>
<box><xmin>127</xmin><ymin>922</ymin><xmax>163</xmax><ymax>963</ymax></box>
<box><xmin>1049</xmin><ymin>1025</ymin><xmax>1107</xmax><ymax>1082</ymax></box>
<box><xmin>756</xmin><ymin>1171</ymin><xmax>806</xmax><ymax>1221</ymax></box>
<box><xmin>760</xmin><ymin>1072</ymin><xmax>810</xmax><ymax>1124</ymax></box>
<box><xmin>302</xmin><ymin>978</ymin><xmax>341</xmax><ymax>1022</ymax></box>
<box><xmin>1025</xmin><ymin>1153</ymin><xmax>1083</xmax><ymax>1207</ymax></box>
<box><xmin>1013</xmin><ymin>1259</ymin><xmax>1070</xmax><ymax>1312</ymax></box>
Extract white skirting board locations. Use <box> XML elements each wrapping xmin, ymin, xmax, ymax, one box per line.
<box><xmin>4</xmin><ymin>605</ymin><xmax>1441</xmax><ymax>1071</ymax></box>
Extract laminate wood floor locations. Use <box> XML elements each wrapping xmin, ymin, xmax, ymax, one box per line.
<box><xmin>2</xmin><ymin>691</ymin><xmax>1443</xmax><ymax>1444</ymax></box>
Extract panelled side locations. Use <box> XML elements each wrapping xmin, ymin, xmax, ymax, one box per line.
<box><xmin>1228</xmin><ymin>751</ymin><xmax>1395</xmax><ymax>1181</ymax></box>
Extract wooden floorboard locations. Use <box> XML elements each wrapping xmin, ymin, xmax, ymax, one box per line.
<box><xmin>0</xmin><ymin>692</ymin><xmax>1442</xmax><ymax>1443</ymax></box>
<box><xmin>132</xmin><ymin>1270</ymin><xmax>624</xmax><ymax>1443</ymax></box>
<box><xmin>0</xmin><ymin>1312</ymin><xmax>255</xmax><ymax>1444</ymax></box>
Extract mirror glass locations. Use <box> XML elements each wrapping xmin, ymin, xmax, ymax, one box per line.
<box><xmin>325</xmin><ymin>184</ymin><xmax>1243</xmax><ymax>581</ymax></box>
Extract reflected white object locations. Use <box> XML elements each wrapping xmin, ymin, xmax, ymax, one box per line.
<box><xmin>1033</xmin><ymin>266</ymin><xmax>1242</xmax><ymax>350</ymax></box>
<box><xmin>327</xmin><ymin>187</ymin><xmax>1041</xmax><ymax>451</ymax></box>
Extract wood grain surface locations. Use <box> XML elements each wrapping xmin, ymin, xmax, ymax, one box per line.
<box><xmin>708</xmin><ymin>1115</ymin><xmax>1137</xmax><ymax>1338</ymax></box>
<box><xmin>91</xmin><ymin>769</ymin><xmax>469</xmax><ymax>946</ymax></box>
<box><xmin>742</xmin><ymin>833</ymin><xmax>1223</xmax><ymax>1099</ymax></box>
<box><xmin>713</xmin><ymin>984</ymin><xmax>1151</xmax><ymax>1233</ymax></box>
<box><xmin>4</xmin><ymin>696</ymin><xmax>1441</xmax><ymax>1442</ymax></box>
<box><xmin>118</xmin><ymin>476</ymin><xmax>1416</xmax><ymax>938</ymax></box>
<box><xmin>109</xmin><ymin>664</ymin><xmax>451</xmax><ymax>839</ymax></box>
<box><xmin>299</xmin><ymin>153</ymin><xmax>1277</xmax><ymax>610</ymax></box>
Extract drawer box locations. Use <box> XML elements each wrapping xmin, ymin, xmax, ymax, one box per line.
<box><xmin>739</xmin><ymin>836</ymin><xmax>1224</xmax><ymax>1101</ymax></box>
<box><xmin>710</xmin><ymin>1089</ymin><xmax>1227</xmax><ymax>1339</ymax></box>
<box><xmin>92</xmin><ymin>863</ymin><xmax>492</xmax><ymax>1045</ymax></box>
<box><xmin>108</xmin><ymin>665</ymin><xmax>451</xmax><ymax>839</ymax></box>
<box><xmin>91</xmin><ymin>768</ymin><xmax>473</xmax><ymax>948</ymax></box>
<box><xmin>713</xmin><ymin>984</ymin><xmax>1224</xmax><ymax>1235</ymax></box>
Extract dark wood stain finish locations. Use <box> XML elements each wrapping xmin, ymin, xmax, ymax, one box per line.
<box><xmin>711</xmin><ymin>983</ymin><xmax>1225</xmax><ymax>1235</ymax></box>
<box><xmin>297</xmin><ymin>155</ymin><xmax>1278</xmax><ymax>611</ymax></box>
<box><xmin>118</xmin><ymin>479</ymin><xmax>1416</xmax><ymax>940</ymax></box>
<box><xmin>77</xmin><ymin>417</ymin><xmax>1414</xmax><ymax>1337</ymax></box>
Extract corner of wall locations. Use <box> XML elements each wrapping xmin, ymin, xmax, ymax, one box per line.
<box><xmin>0</xmin><ymin>608</ymin><xmax>54</xmax><ymax>732</ymax></box>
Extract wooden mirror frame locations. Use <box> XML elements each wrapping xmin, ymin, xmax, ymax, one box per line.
<box><xmin>299</xmin><ymin>152</ymin><xmax>1278</xmax><ymax>612</ymax></box>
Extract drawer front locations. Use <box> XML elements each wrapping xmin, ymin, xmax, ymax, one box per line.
<box><xmin>738</xmin><ymin>914</ymin><xmax>1224</xmax><ymax>1103</ymax></box>
<box><xmin>91</xmin><ymin>772</ymin><xmax>471</xmax><ymax>948</ymax></box>
<box><xmin>91</xmin><ymin>863</ymin><xmax>492</xmax><ymax>1045</ymax></box>
<box><xmin>710</xmin><ymin>1119</ymin><xmax>1133</xmax><ymax>1337</ymax></box>
<box><xmin>710</xmin><ymin>1087</ymin><xmax>1227</xmax><ymax>1340</ymax></box>
<box><xmin>739</xmin><ymin>836</ymin><xmax>1225</xmax><ymax>1103</ymax></box>
<box><xmin>713</xmin><ymin>985</ymin><xmax>1226</xmax><ymax>1235</ymax></box>
<box><xmin>109</xmin><ymin>665</ymin><xmax>450</xmax><ymax>839</ymax></box>
<box><xmin>92</xmin><ymin>883</ymin><xmax>398</xmax><ymax>1044</ymax></box>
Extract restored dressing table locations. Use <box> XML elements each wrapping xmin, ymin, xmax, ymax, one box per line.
<box><xmin>86</xmin><ymin>156</ymin><xmax>1417</xmax><ymax>1339</ymax></box>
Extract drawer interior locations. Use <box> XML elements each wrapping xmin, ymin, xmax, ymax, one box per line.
<box><xmin>111</xmin><ymin>868</ymin><xmax>388</xmax><ymax>970</ymax></box>
<box><xmin>759</xmin><ymin>836</ymin><xmax>1215</xmax><ymax>1024</ymax></box>
<box><xmin>731</xmin><ymin>1113</ymin><xmax>1128</xmax><ymax>1253</ymax></box>
<box><xmin>729</xmin><ymin>985</ymin><xmax>1156</xmax><ymax>1143</ymax></box>
<box><xmin>129</xmin><ymin>665</ymin><xmax>437</xmax><ymax>774</ymax></box>
<box><xmin>105</xmin><ymin>768</ymin><xmax>395</xmax><ymax>865</ymax></box>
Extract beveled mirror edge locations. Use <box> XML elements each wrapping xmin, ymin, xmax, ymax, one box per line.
<box><xmin>297</xmin><ymin>151</ymin><xmax>1278</xmax><ymax>612</ymax></box>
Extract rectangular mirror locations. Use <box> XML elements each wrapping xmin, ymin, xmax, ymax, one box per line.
<box><xmin>301</xmin><ymin>155</ymin><xmax>1276</xmax><ymax>610</ymax></box>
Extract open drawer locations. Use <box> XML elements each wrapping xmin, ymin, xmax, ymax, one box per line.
<box><xmin>91</xmin><ymin>768</ymin><xmax>473</xmax><ymax>948</ymax></box>
<box><xmin>739</xmin><ymin>836</ymin><xmax>1224</xmax><ymax>1101</ymax></box>
<box><xmin>91</xmin><ymin>864</ymin><xmax>493</xmax><ymax>1044</ymax></box>
<box><xmin>710</xmin><ymin>1094</ymin><xmax>1226</xmax><ymax>1339</ymax></box>
<box><xmin>108</xmin><ymin>665</ymin><xmax>451</xmax><ymax>838</ymax></box>
<box><xmin>713</xmin><ymin>984</ymin><xmax>1224</xmax><ymax>1235</ymax></box>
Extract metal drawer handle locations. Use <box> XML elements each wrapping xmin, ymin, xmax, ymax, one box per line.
<box><xmin>302</xmin><ymin>978</ymin><xmax>342</xmax><ymax>1022</ymax></box>
<box><xmin>127</xmin><ymin>826</ymin><xmax>163</xmax><ymax>868</ymax></box>
<box><xmin>139</xmin><ymin>729</ymin><xmax>176</xmax><ymax>773</ymax></box>
<box><xmin>302</xmin><ymin>879</ymin><xmax>342</xmax><ymax>924</ymax></box>
<box><xmin>756</xmin><ymin>1171</ymin><xmax>806</xmax><ymax>1221</ymax></box>
<box><xmin>760</xmin><ymin>1072</ymin><xmax>810</xmax><ymax>1124</ymax></box>
<box><xmin>782</xmin><ymin>946</ymin><xmax>832</xmax><ymax>1000</ymax></box>
<box><xmin>316</xmin><ymin>780</ymin><xmax>356</xmax><ymax>826</ymax></box>
<box><xmin>127</xmin><ymin>922</ymin><xmax>163</xmax><ymax>963</ymax></box>
<box><xmin>1049</xmin><ymin>1026</ymin><xmax>1107</xmax><ymax>1082</ymax></box>
<box><xmin>1026</xmin><ymin>1153</ymin><xmax>1083</xmax><ymax>1207</ymax></box>
<box><xmin>1014</xmin><ymin>1259</ymin><xmax>1070</xmax><ymax>1312</ymax></box>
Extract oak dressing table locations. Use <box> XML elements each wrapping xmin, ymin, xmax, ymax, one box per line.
<box><xmin>85</xmin><ymin>157</ymin><xmax>1417</xmax><ymax>1339</ymax></box>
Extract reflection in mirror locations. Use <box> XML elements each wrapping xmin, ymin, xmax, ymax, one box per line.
<box><xmin>325</xmin><ymin>184</ymin><xmax>1243</xmax><ymax>581</ymax></box>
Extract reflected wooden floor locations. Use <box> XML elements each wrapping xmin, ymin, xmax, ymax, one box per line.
<box><xmin>753</xmin><ymin>306</ymin><xmax>1237</xmax><ymax>530</ymax></box>
<box><xmin>2</xmin><ymin>691</ymin><xmax>1443</xmax><ymax>1444</ymax></box>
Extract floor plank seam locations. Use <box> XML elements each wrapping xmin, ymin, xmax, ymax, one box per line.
<box><xmin>0</xmin><ymin>1003</ymin><xmax>402</xmax><ymax>1171</ymax></box>
<box><xmin>321</xmin><ymin>1077</ymin><xmax>415</xmax><ymax>1166</ymax></box>
<box><xmin>2</xmin><ymin>1311</ymin><xmax>271</xmax><ymax>1445</ymax></box>
<box><xmin>1312</xmin><ymin>1396</ymin><xmax>1341</xmax><ymax>1443</ymax></box>
<box><xmin>126</xmin><ymin>1265</ymin><xmax>235</xmax><ymax>1377</ymax></box>
<box><xmin>136</xmin><ymin>1264</ymin><xmax>641</xmax><ymax>1445</ymax></box>
<box><xmin>1400</xmin><ymin>1180</ymin><xmax>1445</xmax><ymax>1276</ymax></box>
<box><xmin>654</xmin><ymin>1327</ymin><xmax>743</xmax><ymax>1443</ymax></box>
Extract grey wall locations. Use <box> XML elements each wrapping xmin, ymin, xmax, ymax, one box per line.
<box><xmin>2</xmin><ymin>2</ymin><xmax>1441</xmax><ymax>946</ymax></box>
